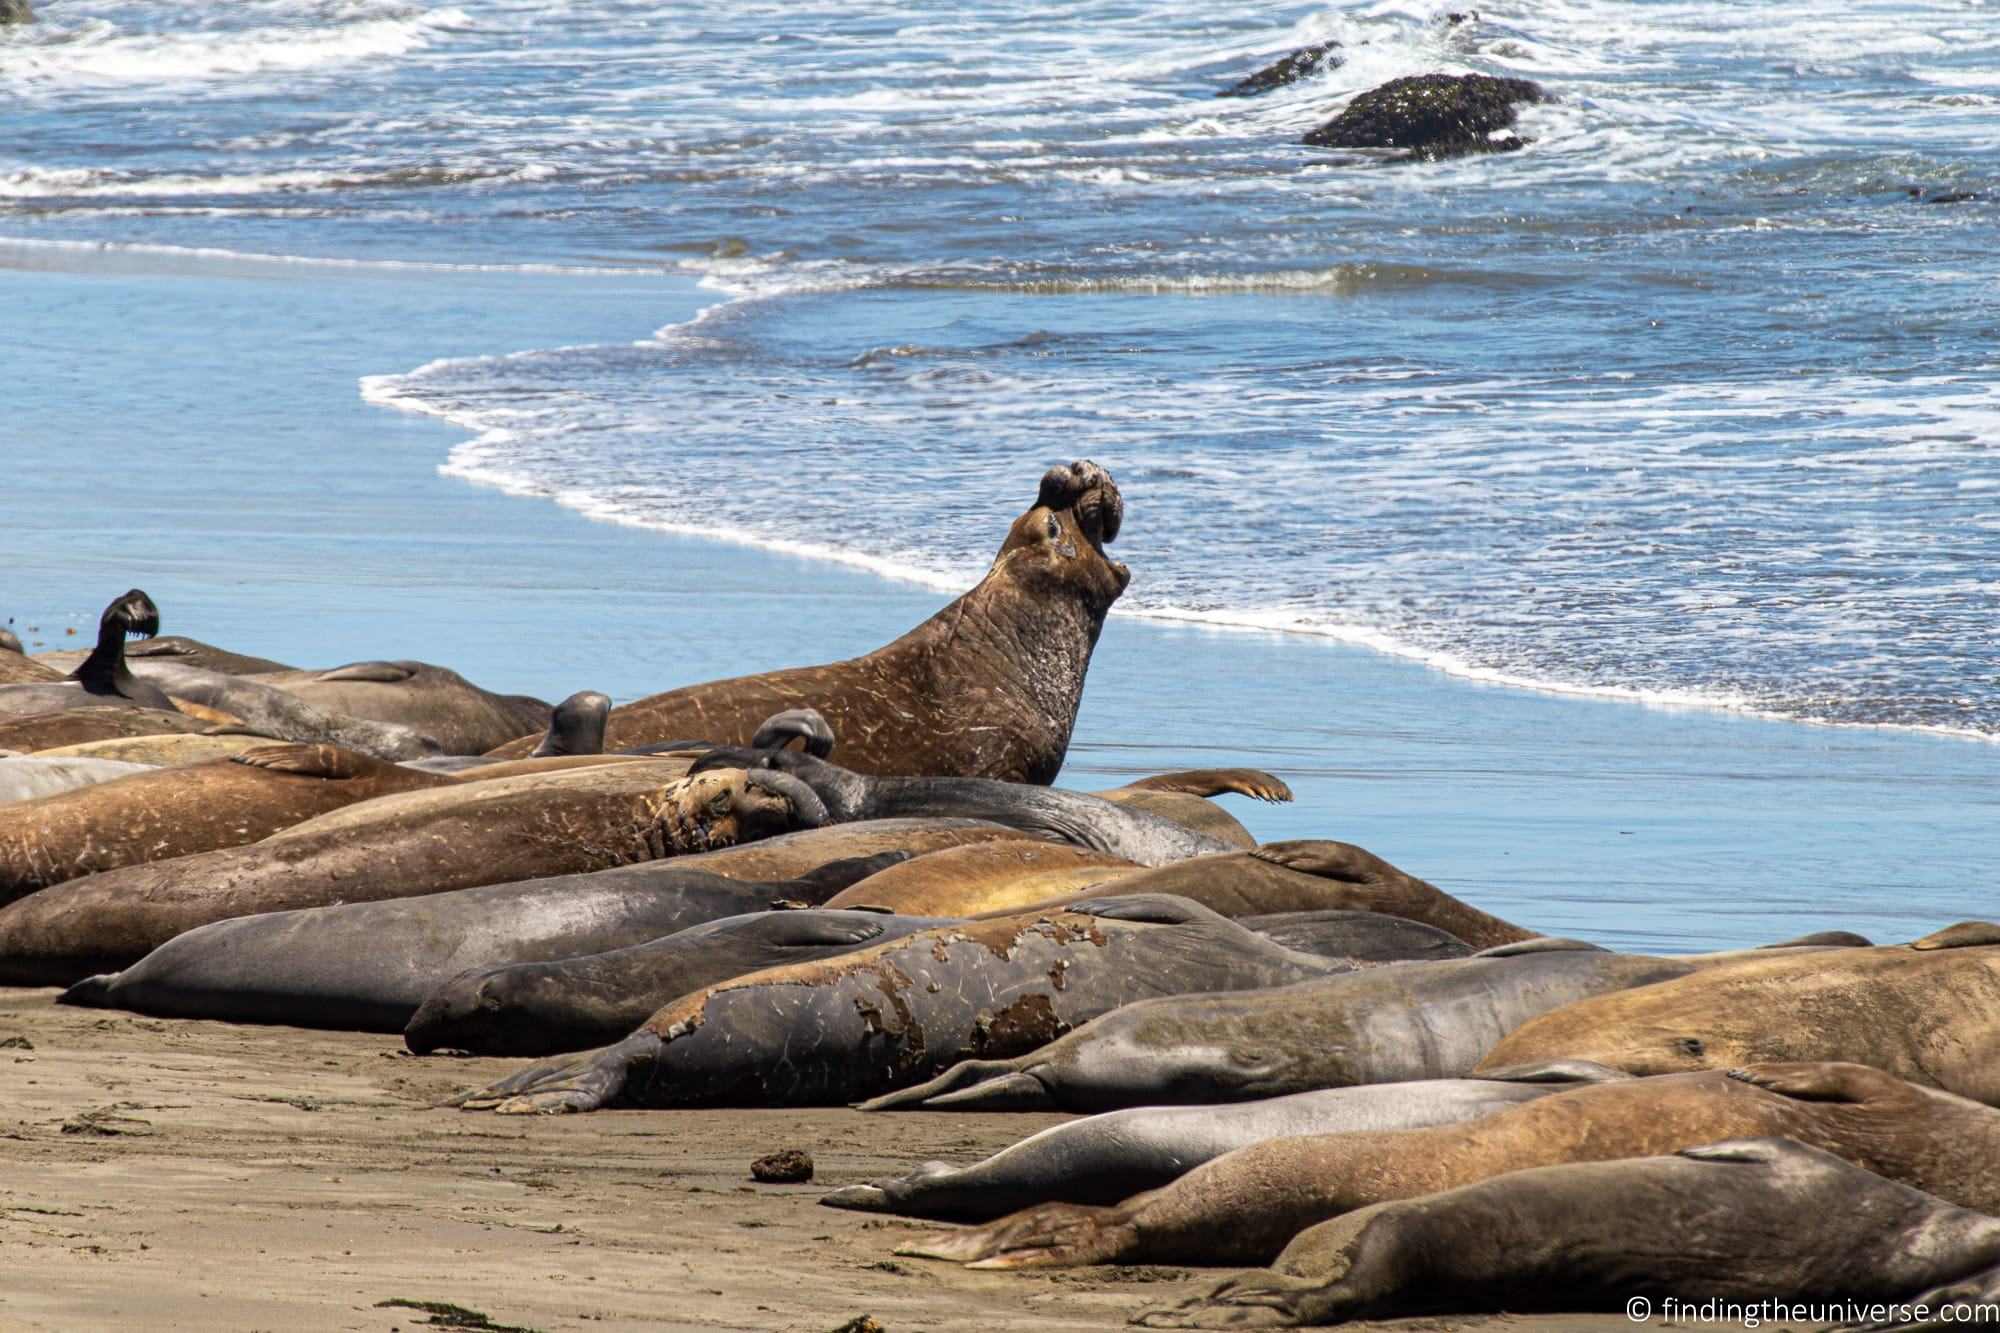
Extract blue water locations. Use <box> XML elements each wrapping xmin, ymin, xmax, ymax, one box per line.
<box><xmin>3</xmin><ymin>0</ymin><xmax>1997</xmax><ymax>740</ymax></box>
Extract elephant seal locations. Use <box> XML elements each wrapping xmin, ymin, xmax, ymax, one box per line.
<box><xmin>688</xmin><ymin>748</ymin><xmax>1232</xmax><ymax>867</ymax></box>
<box><xmin>123</xmin><ymin>660</ymin><xmax>444</xmax><ymax>760</ymax></box>
<box><xmin>1092</xmin><ymin>769</ymin><xmax>1294</xmax><ymax>850</ymax></box>
<box><xmin>1138</xmin><ymin>1139</ymin><xmax>2000</xmax><ymax>1329</ymax></box>
<box><xmin>404</xmin><ymin>690</ymin><xmax>610</xmax><ymax>773</ymax></box>
<box><xmin>0</xmin><ymin>590</ymin><xmax>177</xmax><ymax>718</ymax></box>
<box><xmin>405</xmin><ymin>906</ymin><xmax>962</xmax><ymax>1055</ymax></box>
<box><xmin>861</xmin><ymin>939</ymin><xmax>1708</xmax><ymax>1112</ymax></box>
<box><xmin>639</xmin><ymin>817</ymin><xmax>1035</xmax><ymax>883</ymax></box>
<box><xmin>906</xmin><ymin>1061</ymin><xmax>2000</xmax><ymax>1268</ymax></box>
<box><xmin>825</xmin><ymin>1070</ymin><xmax>1612</xmax><ymax>1221</ymax></box>
<box><xmin>1477</xmin><ymin>923</ymin><xmax>2000</xmax><ymax>1104</ymax></box>
<box><xmin>988</xmin><ymin>840</ymin><xmax>1533</xmax><ymax>949</ymax></box>
<box><xmin>823</xmin><ymin>840</ymin><xmax>1140</xmax><ymax>915</ymax></box>
<box><xmin>486</xmin><ymin>461</ymin><xmax>1130</xmax><ymax>783</ymax></box>
<box><xmin>0</xmin><ymin>754</ymin><xmax>153</xmax><ymax>806</ymax></box>
<box><xmin>0</xmin><ymin>639</ymin><xmax>62</xmax><ymax>683</ymax></box>
<box><xmin>1232</xmin><ymin>911</ymin><xmax>1472</xmax><ymax>963</ymax></box>
<box><xmin>450</xmin><ymin>895</ymin><xmax>1348</xmax><ymax>1113</ymax></box>
<box><xmin>40</xmin><ymin>635</ymin><xmax>296</xmax><ymax>677</ymax></box>
<box><xmin>32</xmin><ymin>733</ymin><xmax>284</xmax><ymax>766</ymax></box>
<box><xmin>0</xmin><ymin>627</ymin><xmax>23</xmax><ymax>654</ymax></box>
<box><xmin>0</xmin><ymin>743</ymin><xmax>456</xmax><ymax>902</ymax></box>
<box><xmin>254</xmin><ymin>660</ymin><xmax>551</xmax><ymax>755</ymax></box>
<box><xmin>0</xmin><ymin>760</ymin><xmax>826</xmax><ymax>984</ymax></box>
<box><xmin>0</xmin><ymin>705</ymin><xmax>216</xmax><ymax>754</ymax></box>
<box><xmin>61</xmin><ymin>853</ymin><xmax>906</xmax><ymax>1032</ymax></box>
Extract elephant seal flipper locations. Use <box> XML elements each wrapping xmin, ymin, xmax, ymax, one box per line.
<box><xmin>1116</xmin><ymin>770</ymin><xmax>1294</xmax><ymax>802</ymax></box>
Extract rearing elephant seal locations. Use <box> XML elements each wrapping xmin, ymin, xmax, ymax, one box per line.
<box><xmin>0</xmin><ymin>743</ymin><xmax>457</xmax><ymax>902</ymax></box>
<box><xmin>904</xmin><ymin>1061</ymin><xmax>2000</xmax><ymax>1268</ymax></box>
<box><xmin>0</xmin><ymin>760</ymin><xmax>826</xmax><ymax>984</ymax></box>
<box><xmin>487</xmin><ymin>461</ymin><xmax>1130</xmax><ymax>783</ymax></box>
<box><xmin>686</xmin><ymin>748</ymin><xmax>1232</xmax><ymax>866</ymax></box>
<box><xmin>0</xmin><ymin>591</ymin><xmax>177</xmax><ymax>718</ymax></box>
<box><xmin>451</xmin><ymin>896</ymin><xmax>1347</xmax><ymax>1114</ymax></box>
<box><xmin>254</xmin><ymin>660</ymin><xmax>552</xmax><ymax>756</ymax></box>
<box><xmin>1138</xmin><ymin>1139</ymin><xmax>2000</xmax><ymax>1329</ymax></box>
<box><xmin>1476</xmin><ymin>922</ymin><xmax>2000</xmax><ymax>1105</ymax></box>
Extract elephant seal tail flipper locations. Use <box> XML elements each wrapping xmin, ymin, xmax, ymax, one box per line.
<box><xmin>1474</xmin><ymin>1059</ymin><xmax>1634</xmax><ymax>1084</ymax></box>
<box><xmin>230</xmin><ymin>742</ymin><xmax>374</xmax><ymax>779</ymax></box>
<box><xmin>1724</xmin><ymin>1061</ymin><xmax>1909</xmax><ymax>1104</ymax></box>
<box><xmin>1833</xmin><ymin>1269</ymin><xmax>2000</xmax><ymax>1333</ymax></box>
<box><xmin>529</xmin><ymin>691</ymin><xmax>612</xmax><ymax>758</ymax></box>
<box><xmin>450</xmin><ymin>1031</ymin><xmax>662</xmax><ymax>1114</ymax></box>
<box><xmin>1912</xmin><ymin>921</ymin><xmax>2000</xmax><ymax>950</ymax></box>
<box><xmin>855</xmin><ymin>1059</ymin><xmax>1051</xmax><ymax>1112</ymax></box>
<box><xmin>311</xmin><ymin>661</ymin><xmax>417</xmax><ymax>683</ymax></box>
<box><xmin>749</xmin><ymin>708</ymin><xmax>836</xmax><ymax>758</ymax></box>
<box><xmin>57</xmin><ymin>973</ymin><xmax>116</xmax><ymax>1007</ymax></box>
<box><xmin>780</xmin><ymin>851</ymin><xmax>914</xmax><ymax>900</ymax></box>
<box><xmin>896</xmin><ymin>1199</ymin><xmax>1138</xmax><ymax>1268</ymax></box>
<box><xmin>1119</xmin><ymin>769</ymin><xmax>1294</xmax><ymax>803</ymax></box>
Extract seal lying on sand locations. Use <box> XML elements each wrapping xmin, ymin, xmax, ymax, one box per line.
<box><xmin>1004</xmin><ymin>841</ymin><xmax>1535</xmax><ymax>950</ymax></box>
<box><xmin>487</xmin><ymin>461</ymin><xmax>1130</xmax><ymax>783</ymax></box>
<box><xmin>686</xmin><ymin>748</ymin><xmax>1233</xmax><ymax>866</ymax></box>
<box><xmin>823</xmin><ymin>840</ymin><xmax>1141</xmax><ymax>915</ymax></box>
<box><xmin>860</xmin><ymin>939</ymin><xmax>1728</xmax><ymax>1112</ymax></box>
<box><xmin>0</xmin><ymin>754</ymin><xmax>153</xmax><ymax>806</ymax></box>
<box><xmin>0</xmin><ymin>760</ymin><xmax>826</xmax><ymax>985</ymax></box>
<box><xmin>0</xmin><ymin>705</ymin><xmax>217</xmax><ymax>754</ymax></box>
<box><xmin>62</xmin><ymin>854</ymin><xmax>905</xmax><ymax>1032</ymax></box>
<box><xmin>1138</xmin><ymin>1139</ymin><xmax>2000</xmax><ymax>1329</ymax></box>
<box><xmin>254</xmin><ymin>660</ymin><xmax>552</xmax><ymax>756</ymax></box>
<box><xmin>123</xmin><ymin>660</ymin><xmax>443</xmax><ymax>760</ymax></box>
<box><xmin>904</xmin><ymin>1061</ymin><xmax>2000</xmax><ymax>1268</ymax></box>
<box><xmin>1477</xmin><ymin>922</ymin><xmax>2000</xmax><ymax>1104</ymax></box>
<box><xmin>0</xmin><ymin>743</ymin><xmax>457</xmax><ymax>902</ymax></box>
<box><xmin>0</xmin><ymin>591</ymin><xmax>177</xmax><ymax>718</ymax></box>
<box><xmin>824</xmin><ymin>1070</ymin><xmax>1616</xmax><ymax>1221</ymax></box>
<box><xmin>451</xmin><ymin>896</ymin><xmax>1348</xmax><ymax>1113</ymax></box>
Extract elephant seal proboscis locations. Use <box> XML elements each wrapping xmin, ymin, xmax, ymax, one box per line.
<box><xmin>686</xmin><ymin>748</ymin><xmax>1232</xmax><ymax>867</ymax></box>
<box><xmin>404</xmin><ymin>906</ymin><xmax>963</xmax><ymax>1055</ymax></box>
<box><xmin>0</xmin><ymin>760</ymin><xmax>827</xmax><ymax>984</ymax></box>
<box><xmin>0</xmin><ymin>754</ymin><xmax>154</xmax><ymax>807</ymax></box>
<box><xmin>0</xmin><ymin>743</ymin><xmax>457</xmax><ymax>903</ymax></box>
<box><xmin>0</xmin><ymin>590</ymin><xmax>176</xmax><ymax>718</ymax></box>
<box><xmin>1137</xmin><ymin>1139</ymin><xmax>2000</xmax><ymax>1329</ymax></box>
<box><xmin>450</xmin><ymin>895</ymin><xmax>1348</xmax><ymax>1113</ymax></box>
<box><xmin>122</xmin><ymin>660</ymin><xmax>444</xmax><ymax>760</ymax></box>
<box><xmin>823</xmin><ymin>840</ymin><xmax>1141</xmax><ymax>916</ymax></box>
<box><xmin>1091</xmin><ymin>768</ymin><xmax>1295</xmax><ymax>850</ymax></box>
<box><xmin>903</xmin><ymin>1061</ymin><xmax>2000</xmax><ymax>1268</ymax></box>
<box><xmin>998</xmin><ymin>841</ymin><xmax>1536</xmax><ymax>950</ymax></box>
<box><xmin>1477</xmin><ymin>922</ymin><xmax>2000</xmax><ymax>1105</ymax></box>
<box><xmin>61</xmin><ymin>853</ymin><xmax>907</xmax><ymax>1033</ymax></box>
<box><xmin>486</xmin><ymin>461</ymin><xmax>1130</xmax><ymax>783</ymax></box>
<box><xmin>860</xmin><ymin>939</ymin><xmax>1711</xmax><ymax>1113</ymax></box>
<box><xmin>252</xmin><ymin>660</ymin><xmax>551</xmax><ymax>756</ymax></box>
<box><xmin>824</xmin><ymin>1068</ymin><xmax>1618</xmax><ymax>1221</ymax></box>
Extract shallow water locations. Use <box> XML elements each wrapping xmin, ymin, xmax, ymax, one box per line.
<box><xmin>4</xmin><ymin>0</ymin><xmax>1996</xmax><ymax>736</ymax></box>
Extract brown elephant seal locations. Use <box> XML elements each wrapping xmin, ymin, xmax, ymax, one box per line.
<box><xmin>1091</xmin><ymin>769</ymin><xmax>1294</xmax><ymax>850</ymax></box>
<box><xmin>685</xmin><ymin>748</ymin><xmax>1234</xmax><ymax>866</ymax></box>
<box><xmin>823</xmin><ymin>840</ymin><xmax>1140</xmax><ymax>915</ymax></box>
<box><xmin>123</xmin><ymin>660</ymin><xmax>444</xmax><ymax>760</ymax></box>
<box><xmin>61</xmin><ymin>854</ymin><xmax>906</xmax><ymax>1033</ymax></box>
<box><xmin>450</xmin><ymin>895</ymin><xmax>1348</xmax><ymax>1114</ymax></box>
<box><xmin>32</xmin><ymin>733</ymin><xmax>282</xmax><ymax>765</ymax></box>
<box><xmin>0</xmin><ymin>590</ymin><xmax>178</xmax><ymax>718</ymax></box>
<box><xmin>1477</xmin><ymin>922</ymin><xmax>2000</xmax><ymax>1104</ymax></box>
<box><xmin>0</xmin><ymin>760</ymin><xmax>826</xmax><ymax>985</ymax></box>
<box><xmin>0</xmin><ymin>743</ymin><xmax>457</xmax><ymax>903</ymax></box>
<box><xmin>646</xmin><ymin>817</ymin><xmax>1033</xmax><ymax>883</ymax></box>
<box><xmin>907</xmin><ymin>1061</ymin><xmax>2000</xmax><ymax>1268</ymax></box>
<box><xmin>486</xmin><ymin>461</ymin><xmax>1130</xmax><ymax>782</ymax></box>
<box><xmin>861</xmin><ymin>939</ymin><xmax>1710</xmax><ymax>1113</ymax></box>
<box><xmin>825</xmin><ymin>1070</ymin><xmax>1614</xmax><ymax>1222</ymax></box>
<box><xmin>0</xmin><ymin>705</ymin><xmax>217</xmax><ymax>753</ymax></box>
<box><xmin>253</xmin><ymin>660</ymin><xmax>551</xmax><ymax>755</ymax></box>
<box><xmin>0</xmin><ymin>645</ymin><xmax>62</xmax><ymax>683</ymax></box>
<box><xmin>40</xmin><ymin>635</ymin><xmax>296</xmax><ymax>677</ymax></box>
<box><xmin>1138</xmin><ymin>1139</ymin><xmax>2000</xmax><ymax>1329</ymax></box>
<box><xmin>995</xmin><ymin>840</ymin><xmax>1534</xmax><ymax>950</ymax></box>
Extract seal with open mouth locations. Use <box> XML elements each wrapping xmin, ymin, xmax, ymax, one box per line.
<box><xmin>0</xmin><ymin>590</ymin><xmax>179</xmax><ymax>718</ymax></box>
<box><xmin>485</xmin><ymin>461</ymin><xmax>1130</xmax><ymax>783</ymax></box>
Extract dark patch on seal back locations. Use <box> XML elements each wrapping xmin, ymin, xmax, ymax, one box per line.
<box><xmin>970</xmin><ymin>994</ymin><xmax>1067</xmax><ymax>1058</ymax></box>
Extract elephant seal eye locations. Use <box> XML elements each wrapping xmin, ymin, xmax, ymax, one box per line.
<box><xmin>1045</xmin><ymin>516</ymin><xmax>1061</xmax><ymax>539</ymax></box>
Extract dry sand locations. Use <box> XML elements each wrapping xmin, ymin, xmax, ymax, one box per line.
<box><xmin>0</xmin><ymin>988</ymin><xmax>1640</xmax><ymax>1333</ymax></box>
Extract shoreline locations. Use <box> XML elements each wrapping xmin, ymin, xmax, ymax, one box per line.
<box><xmin>2</xmin><ymin>237</ymin><xmax>1994</xmax><ymax>952</ymax></box>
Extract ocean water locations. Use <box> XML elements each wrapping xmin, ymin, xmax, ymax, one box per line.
<box><xmin>3</xmin><ymin>0</ymin><xmax>1997</xmax><ymax>738</ymax></box>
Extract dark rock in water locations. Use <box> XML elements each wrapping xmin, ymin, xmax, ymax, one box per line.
<box><xmin>0</xmin><ymin>0</ymin><xmax>33</xmax><ymax>25</ymax></box>
<box><xmin>751</xmin><ymin>1149</ymin><xmax>814</xmax><ymax>1183</ymax></box>
<box><xmin>1923</xmin><ymin>191</ymin><xmax>1981</xmax><ymax>205</ymax></box>
<box><xmin>1218</xmin><ymin>41</ymin><xmax>1344</xmax><ymax>98</ymax></box>
<box><xmin>1302</xmin><ymin>72</ymin><xmax>1549</xmax><ymax>161</ymax></box>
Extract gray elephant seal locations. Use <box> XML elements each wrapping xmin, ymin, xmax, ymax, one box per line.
<box><xmin>689</xmin><ymin>748</ymin><xmax>1232</xmax><ymax>867</ymax></box>
<box><xmin>907</xmin><ymin>1061</ymin><xmax>2000</xmax><ymax>1269</ymax></box>
<box><xmin>861</xmin><ymin>939</ymin><xmax>1705</xmax><ymax>1113</ymax></box>
<box><xmin>123</xmin><ymin>660</ymin><xmax>444</xmax><ymax>760</ymax></box>
<box><xmin>403</xmin><ymin>690</ymin><xmax>611</xmax><ymax>773</ymax></box>
<box><xmin>405</xmin><ymin>906</ymin><xmax>960</xmax><ymax>1055</ymax></box>
<box><xmin>60</xmin><ymin>853</ymin><xmax>905</xmax><ymax>1032</ymax></box>
<box><xmin>1092</xmin><ymin>769</ymin><xmax>1294</xmax><ymax>850</ymax></box>
<box><xmin>824</xmin><ymin>1068</ymin><xmax>1614</xmax><ymax>1221</ymax></box>
<box><xmin>1233</xmin><ymin>911</ymin><xmax>1472</xmax><ymax>964</ymax></box>
<box><xmin>254</xmin><ymin>660</ymin><xmax>551</xmax><ymax>755</ymax></box>
<box><xmin>451</xmin><ymin>895</ymin><xmax>1348</xmax><ymax>1114</ymax></box>
<box><xmin>0</xmin><ymin>754</ymin><xmax>153</xmax><ymax>805</ymax></box>
<box><xmin>1138</xmin><ymin>1139</ymin><xmax>2000</xmax><ymax>1328</ymax></box>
